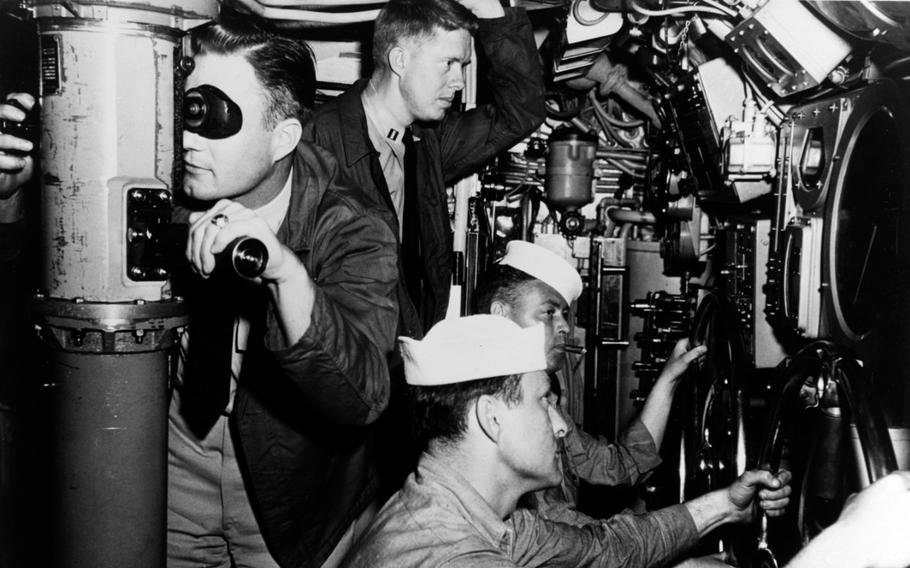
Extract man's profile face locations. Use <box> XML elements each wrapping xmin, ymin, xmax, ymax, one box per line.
<box><xmin>182</xmin><ymin>52</ymin><xmax>276</xmax><ymax>203</ymax></box>
<box><xmin>504</xmin><ymin>280</ymin><xmax>570</xmax><ymax>373</ymax></box>
<box><xmin>496</xmin><ymin>370</ymin><xmax>566</xmax><ymax>488</ymax></box>
<box><xmin>398</xmin><ymin>27</ymin><xmax>472</xmax><ymax>122</ymax></box>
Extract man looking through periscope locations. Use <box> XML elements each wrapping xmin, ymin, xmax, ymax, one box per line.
<box><xmin>0</xmin><ymin>28</ymin><xmax>398</xmax><ymax>567</ymax></box>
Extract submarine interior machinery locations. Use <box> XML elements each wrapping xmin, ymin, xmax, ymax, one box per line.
<box><xmin>2</xmin><ymin>0</ymin><xmax>910</xmax><ymax>565</ymax></box>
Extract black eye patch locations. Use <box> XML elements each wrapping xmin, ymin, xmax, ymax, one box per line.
<box><xmin>183</xmin><ymin>84</ymin><xmax>243</xmax><ymax>140</ymax></box>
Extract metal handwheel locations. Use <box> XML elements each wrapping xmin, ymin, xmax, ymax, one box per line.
<box><xmin>673</xmin><ymin>292</ymin><xmax>751</xmax><ymax>562</ymax></box>
<box><xmin>680</xmin><ymin>292</ymin><xmax>750</xmax><ymax>501</ymax></box>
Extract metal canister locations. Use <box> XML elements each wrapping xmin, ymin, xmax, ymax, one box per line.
<box><xmin>545</xmin><ymin>127</ymin><xmax>598</xmax><ymax>214</ymax></box>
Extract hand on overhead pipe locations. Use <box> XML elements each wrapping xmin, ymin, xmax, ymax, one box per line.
<box><xmin>455</xmin><ymin>0</ymin><xmax>505</xmax><ymax>19</ymax></box>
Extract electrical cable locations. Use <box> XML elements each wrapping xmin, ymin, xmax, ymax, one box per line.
<box><xmin>59</xmin><ymin>0</ymin><xmax>78</xmax><ymax>16</ymax></box>
<box><xmin>741</xmin><ymin>63</ymin><xmax>754</xmax><ymax>101</ymax></box>
<box><xmin>628</xmin><ymin>0</ymin><xmax>729</xmax><ymax>18</ymax></box>
<box><xmin>697</xmin><ymin>243</ymin><xmax>716</xmax><ymax>257</ymax></box>
<box><xmin>604</xmin><ymin>122</ymin><xmax>632</xmax><ymax>147</ymax></box>
<box><xmin>759</xmin><ymin>99</ymin><xmax>782</xmax><ymax>127</ymax></box>
<box><xmin>603</xmin><ymin>156</ymin><xmax>643</xmax><ymax>177</ymax></box>
<box><xmin>597</xmin><ymin>151</ymin><xmax>648</xmax><ymax>163</ymax></box>
<box><xmin>570</xmin><ymin>115</ymin><xmax>597</xmax><ymax>134</ymax></box>
<box><xmin>740</xmin><ymin>69</ymin><xmax>785</xmax><ymax>124</ymax></box>
<box><xmin>595</xmin><ymin>96</ymin><xmax>647</xmax><ymax>127</ymax></box>
<box><xmin>589</xmin><ymin>104</ymin><xmax>623</xmax><ymax>145</ymax></box>
<box><xmin>606</xmin><ymin>157</ymin><xmax>646</xmax><ymax>172</ymax></box>
<box><xmin>700</xmin><ymin>0</ymin><xmax>737</xmax><ymax>18</ymax></box>
<box><xmin>882</xmin><ymin>53</ymin><xmax>910</xmax><ymax>73</ymax></box>
<box><xmin>588</xmin><ymin>93</ymin><xmax>645</xmax><ymax>129</ymax></box>
<box><xmin>588</xmin><ymin>91</ymin><xmax>635</xmax><ymax>147</ymax></box>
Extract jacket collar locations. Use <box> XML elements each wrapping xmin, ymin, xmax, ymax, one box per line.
<box><xmin>276</xmin><ymin>140</ymin><xmax>336</xmax><ymax>252</ymax></box>
<box><xmin>338</xmin><ymin>79</ymin><xmax>429</xmax><ymax>161</ymax></box>
<box><xmin>337</xmin><ymin>79</ymin><xmax>375</xmax><ymax>169</ymax></box>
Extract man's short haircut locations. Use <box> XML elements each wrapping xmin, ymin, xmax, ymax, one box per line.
<box><xmin>473</xmin><ymin>264</ymin><xmax>537</xmax><ymax>315</ymax></box>
<box><xmin>408</xmin><ymin>373</ymin><xmax>523</xmax><ymax>453</ymax></box>
<box><xmin>372</xmin><ymin>0</ymin><xmax>479</xmax><ymax>74</ymax></box>
<box><xmin>192</xmin><ymin>14</ymin><xmax>316</xmax><ymax>127</ymax></box>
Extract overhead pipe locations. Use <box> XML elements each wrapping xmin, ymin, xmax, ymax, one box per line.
<box><xmin>596</xmin><ymin>148</ymin><xmax>649</xmax><ymax>160</ymax></box>
<box><xmin>231</xmin><ymin>0</ymin><xmax>380</xmax><ymax>23</ymax></box>
<box><xmin>607</xmin><ymin>207</ymin><xmax>656</xmax><ymax>225</ymax></box>
<box><xmin>258</xmin><ymin>0</ymin><xmax>385</xmax><ymax>5</ymax></box>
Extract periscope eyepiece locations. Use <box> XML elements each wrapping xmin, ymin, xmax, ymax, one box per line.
<box><xmin>218</xmin><ymin>237</ymin><xmax>268</xmax><ymax>280</ymax></box>
<box><xmin>183</xmin><ymin>84</ymin><xmax>243</xmax><ymax>140</ymax></box>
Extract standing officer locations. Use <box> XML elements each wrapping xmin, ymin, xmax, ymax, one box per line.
<box><xmin>302</xmin><ymin>0</ymin><xmax>546</xmax><ymax>334</ymax></box>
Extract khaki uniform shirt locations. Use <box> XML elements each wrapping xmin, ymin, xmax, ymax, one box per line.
<box><xmin>343</xmin><ymin>453</ymin><xmax>698</xmax><ymax>568</ymax></box>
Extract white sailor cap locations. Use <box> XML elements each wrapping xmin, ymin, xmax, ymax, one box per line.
<box><xmin>399</xmin><ymin>315</ymin><xmax>547</xmax><ymax>386</ymax></box>
<box><xmin>499</xmin><ymin>240</ymin><xmax>583</xmax><ymax>305</ymax></box>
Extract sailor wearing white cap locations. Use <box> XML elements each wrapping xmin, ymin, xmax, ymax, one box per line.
<box><xmin>398</xmin><ymin>313</ymin><xmax>550</xmax><ymax>387</ymax></box>
<box><xmin>342</xmin><ymin>315</ymin><xmax>792</xmax><ymax>568</ymax></box>
<box><xmin>474</xmin><ymin>239</ymin><xmax>706</xmax><ymax>526</ymax></box>
<box><xmin>477</xmin><ymin>239</ymin><xmax>583</xmax><ymax>372</ymax></box>
<box><xmin>499</xmin><ymin>239</ymin><xmax>583</xmax><ymax>306</ymax></box>
<box><xmin>396</xmin><ymin>315</ymin><xmax>570</xmax><ymax>493</ymax></box>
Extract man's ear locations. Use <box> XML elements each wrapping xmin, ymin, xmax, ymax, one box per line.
<box><xmin>388</xmin><ymin>45</ymin><xmax>407</xmax><ymax>79</ymax></box>
<box><xmin>490</xmin><ymin>300</ymin><xmax>510</xmax><ymax>318</ymax></box>
<box><xmin>270</xmin><ymin>117</ymin><xmax>302</xmax><ymax>163</ymax></box>
<box><xmin>474</xmin><ymin>394</ymin><xmax>504</xmax><ymax>444</ymax></box>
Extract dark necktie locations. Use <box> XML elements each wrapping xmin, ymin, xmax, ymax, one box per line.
<box><xmin>181</xmin><ymin>278</ymin><xmax>253</xmax><ymax>437</ymax></box>
<box><xmin>401</xmin><ymin>128</ymin><xmax>423</xmax><ymax>309</ymax></box>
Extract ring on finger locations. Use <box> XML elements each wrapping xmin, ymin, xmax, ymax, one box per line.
<box><xmin>211</xmin><ymin>213</ymin><xmax>229</xmax><ymax>228</ymax></box>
